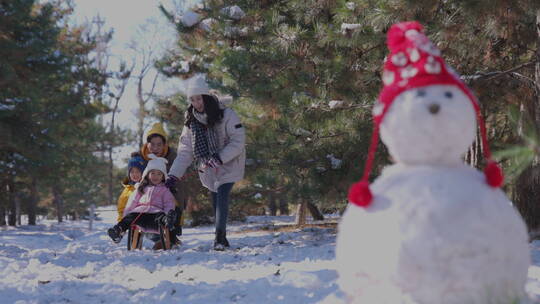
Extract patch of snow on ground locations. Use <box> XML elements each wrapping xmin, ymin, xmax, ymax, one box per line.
<box><xmin>0</xmin><ymin>207</ymin><xmax>538</xmax><ymax>303</ymax></box>
<box><xmin>0</xmin><ymin>207</ymin><xmax>343</xmax><ymax>303</ymax></box>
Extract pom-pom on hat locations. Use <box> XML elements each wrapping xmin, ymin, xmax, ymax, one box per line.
<box><xmin>141</xmin><ymin>154</ymin><xmax>169</xmax><ymax>182</ymax></box>
<box><xmin>348</xmin><ymin>21</ymin><xmax>503</xmax><ymax>208</ymax></box>
<box><xmin>186</xmin><ymin>75</ymin><xmax>210</xmax><ymax>100</ymax></box>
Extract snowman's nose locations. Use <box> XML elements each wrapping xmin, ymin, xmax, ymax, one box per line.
<box><xmin>428</xmin><ymin>103</ymin><xmax>440</xmax><ymax>114</ymax></box>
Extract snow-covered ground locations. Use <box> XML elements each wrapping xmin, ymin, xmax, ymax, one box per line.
<box><xmin>1</xmin><ymin>207</ymin><xmax>540</xmax><ymax>303</ymax></box>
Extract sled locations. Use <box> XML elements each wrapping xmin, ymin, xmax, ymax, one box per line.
<box><xmin>127</xmin><ymin>224</ymin><xmax>172</xmax><ymax>251</ymax></box>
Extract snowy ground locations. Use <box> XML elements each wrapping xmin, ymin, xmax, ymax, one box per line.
<box><xmin>1</xmin><ymin>207</ymin><xmax>540</xmax><ymax>303</ymax></box>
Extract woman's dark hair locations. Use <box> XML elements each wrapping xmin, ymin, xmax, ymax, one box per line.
<box><xmin>185</xmin><ymin>94</ymin><xmax>224</xmax><ymax>128</ymax></box>
<box><xmin>137</xmin><ymin>171</ymin><xmax>165</xmax><ymax>194</ymax></box>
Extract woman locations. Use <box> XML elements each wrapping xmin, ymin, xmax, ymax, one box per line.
<box><xmin>166</xmin><ymin>76</ymin><xmax>246</xmax><ymax>251</ymax></box>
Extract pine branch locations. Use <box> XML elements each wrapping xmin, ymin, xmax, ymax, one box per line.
<box><xmin>461</xmin><ymin>61</ymin><xmax>536</xmax><ymax>85</ymax></box>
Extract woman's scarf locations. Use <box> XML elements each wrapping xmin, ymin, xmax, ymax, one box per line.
<box><xmin>191</xmin><ymin>109</ymin><xmax>219</xmax><ymax>166</ymax></box>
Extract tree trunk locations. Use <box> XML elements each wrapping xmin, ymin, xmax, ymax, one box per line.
<box><xmin>278</xmin><ymin>195</ymin><xmax>289</xmax><ymax>215</ymax></box>
<box><xmin>137</xmin><ymin>76</ymin><xmax>145</xmax><ymax>148</ymax></box>
<box><xmin>514</xmin><ymin>165</ymin><xmax>540</xmax><ymax>233</ymax></box>
<box><xmin>306</xmin><ymin>202</ymin><xmax>324</xmax><ymax>221</ymax></box>
<box><xmin>53</xmin><ymin>186</ymin><xmax>64</xmax><ymax>223</ymax></box>
<box><xmin>535</xmin><ymin>8</ymin><xmax>540</xmax><ymax>139</ymax></box>
<box><xmin>268</xmin><ymin>192</ymin><xmax>277</xmax><ymax>216</ymax></box>
<box><xmin>107</xmin><ymin>82</ymin><xmax>126</xmax><ymax>206</ymax></box>
<box><xmin>465</xmin><ymin>129</ymin><xmax>481</xmax><ymax>168</ymax></box>
<box><xmin>0</xmin><ymin>205</ymin><xmax>5</xmax><ymax>226</ymax></box>
<box><xmin>295</xmin><ymin>201</ymin><xmax>306</xmax><ymax>226</ymax></box>
<box><xmin>108</xmin><ymin>146</ymin><xmax>114</xmax><ymax>205</ymax></box>
<box><xmin>0</xmin><ymin>181</ymin><xmax>7</xmax><ymax>226</ymax></box>
<box><xmin>15</xmin><ymin>193</ymin><xmax>21</xmax><ymax>226</ymax></box>
<box><xmin>7</xmin><ymin>177</ymin><xmax>16</xmax><ymax>226</ymax></box>
<box><xmin>515</xmin><ymin>9</ymin><xmax>540</xmax><ymax>236</ymax></box>
<box><xmin>295</xmin><ymin>199</ymin><xmax>324</xmax><ymax>225</ymax></box>
<box><xmin>28</xmin><ymin>177</ymin><xmax>37</xmax><ymax>225</ymax></box>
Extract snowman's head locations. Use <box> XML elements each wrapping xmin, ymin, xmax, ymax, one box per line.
<box><xmin>380</xmin><ymin>84</ymin><xmax>476</xmax><ymax>166</ymax></box>
<box><xmin>348</xmin><ymin>21</ymin><xmax>504</xmax><ymax>209</ymax></box>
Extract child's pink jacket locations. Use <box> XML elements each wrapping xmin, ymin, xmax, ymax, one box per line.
<box><xmin>123</xmin><ymin>183</ymin><xmax>175</xmax><ymax>216</ymax></box>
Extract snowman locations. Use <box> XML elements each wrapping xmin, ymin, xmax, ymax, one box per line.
<box><xmin>336</xmin><ymin>21</ymin><xmax>530</xmax><ymax>304</ymax></box>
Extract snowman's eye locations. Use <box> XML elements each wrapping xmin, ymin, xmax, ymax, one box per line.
<box><xmin>416</xmin><ymin>90</ymin><xmax>426</xmax><ymax>97</ymax></box>
<box><xmin>444</xmin><ymin>91</ymin><xmax>453</xmax><ymax>98</ymax></box>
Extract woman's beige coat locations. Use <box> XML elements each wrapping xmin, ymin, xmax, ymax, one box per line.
<box><xmin>169</xmin><ymin>108</ymin><xmax>245</xmax><ymax>192</ymax></box>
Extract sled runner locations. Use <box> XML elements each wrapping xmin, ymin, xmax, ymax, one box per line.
<box><xmin>127</xmin><ymin>224</ymin><xmax>172</xmax><ymax>251</ymax></box>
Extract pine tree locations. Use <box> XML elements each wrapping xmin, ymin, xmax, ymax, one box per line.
<box><xmin>157</xmin><ymin>0</ymin><xmax>540</xmax><ymax>223</ymax></box>
<box><xmin>158</xmin><ymin>0</ymin><xmax>386</xmax><ymax>219</ymax></box>
<box><xmin>0</xmin><ymin>0</ymin><xmax>112</xmax><ymax>224</ymax></box>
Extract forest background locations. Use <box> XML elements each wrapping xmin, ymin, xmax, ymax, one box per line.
<box><xmin>2</xmin><ymin>0</ymin><xmax>540</xmax><ymax>236</ymax></box>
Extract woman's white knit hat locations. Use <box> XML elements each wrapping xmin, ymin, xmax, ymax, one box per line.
<box><xmin>141</xmin><ymin>154</ymin><xmax>168</xmax><ymax>181</ymax></box>
<box><xmin>186</xmin><ymin>75</ymin><xmax>210</xmax><ymax>100</ymax></box>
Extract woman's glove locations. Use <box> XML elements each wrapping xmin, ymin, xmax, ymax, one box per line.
<box><xmin>165</xmin><ymin>175</ymin><xmax>179</xmax><ymax>193</ymax></box>
<box><xmin>206</xmin><ymin>153</ymin><xmax>223</xmax><ymax>169</ymax></box>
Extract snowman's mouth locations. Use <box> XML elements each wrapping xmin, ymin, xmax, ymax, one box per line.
<box><xmin>428</xmin><ymin>103</ymin><xmax>440</xmax><ymax>114</ymax></box>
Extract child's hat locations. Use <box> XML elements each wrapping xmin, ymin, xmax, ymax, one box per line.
<box><xmin>141</xmin><ymin>154</ymin><xmax>168</xmax><ymax>181</ymax></box>
<box><xmin>128</xmin><ymin>152</ymin><xmax>146</xmax><ymax>176</ymax></box>
<box><xmin>348</xmin><ymin>21</ymin><xmax>503</xmax><ymax>208</ymax></box>
<box><xmin>145</xmin><ymin>122</ymin><xmax>168</xmax><ymax>143</ymax></box>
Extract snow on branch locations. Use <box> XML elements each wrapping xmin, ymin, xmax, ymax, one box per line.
<box><xmin>220</xmin><ymin>5</ymin><xmax>245</xmax><ymax>20</ymax></box>
<box><xmin>341</xmin><ymin>23</ymin><xmax>361</xmax><ymax>35</ymax></box>
<box><xmin>176</xmin><ymin>10</ymin><xmax>201</xmax><ymax>27</ymax></box>
<box><xmin>461</xmin><ymin>61</ymin><xmax>536</xmax><ymax>86</ymax></box>
<box><xmin>199</xmin><ymin>18</ymin><xmax>216</xmax><ymax>32</ymax></box>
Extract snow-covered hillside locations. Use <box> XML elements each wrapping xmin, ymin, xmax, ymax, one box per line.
<box><xmin>1</xmin><ymin>207</ymin><xmax>540</xmax><ymax>303</ymax></box>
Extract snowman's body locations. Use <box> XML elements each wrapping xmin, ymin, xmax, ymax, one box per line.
<box><xmin>336</xmin><ymin>85</ymin><xmax>530</xmax><ymax>303</ymax></box>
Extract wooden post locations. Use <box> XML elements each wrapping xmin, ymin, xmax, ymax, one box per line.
<box><xmin>88</xmin><ymin>204</ymin><xmax>95</xmax><ymax>231</ymax></box>
<box><xmin>295</xmin><ymin>201</ymin><xmax>306</xmax><ymax>226</ymax></box>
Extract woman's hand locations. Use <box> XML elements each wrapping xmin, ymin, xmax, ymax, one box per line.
<box><xmin>165</xmin><ymin>175</ymin><xmax>179</xmax><ymax>192</ymax></box>
<box><xmin>206</xmin><ymin>153</ymin><xmax>223</xmax><ymax>169</ymax></box>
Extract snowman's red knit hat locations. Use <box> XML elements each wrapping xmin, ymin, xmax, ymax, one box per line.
<box><xmin>348</xmin><ymin>21</ymin><xmax>504</xmax><ymax>208</ymax></box>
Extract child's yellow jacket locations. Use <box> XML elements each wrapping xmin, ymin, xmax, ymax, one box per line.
<box><xmin>117</xmin><ymin>183</ymin><xmax>136</xmax><ymax>222</ymax></box>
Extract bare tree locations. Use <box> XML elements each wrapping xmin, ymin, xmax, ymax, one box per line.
<box><xmin>106</xmin><ymin>62</ymin><xmax>133</xmax><ymax>206</ymax></box>
<box><xmin>89</xmin><ymin>15</ymin><xmax>115</xmax><ymax>205</ymax></box>
<box><xmin>128</xmin><ymin>18</ymin><xmax>165</xmax><ymax>147</ymax></box>
<box><xmin>88</xmin><ymin>15</ymin><xmax>135</xmax><ymax>206</ymax></box>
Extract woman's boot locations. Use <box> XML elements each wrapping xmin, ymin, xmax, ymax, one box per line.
<box><xmin>214</xmin><ymin>229</ymin><xmax>230</xmax><ymax>251</ymax></box>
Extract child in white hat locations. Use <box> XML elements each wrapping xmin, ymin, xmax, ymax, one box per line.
<box><xmin>108</xmin><ymin>154</ymin><xmax>176</xmax><ymax>244</ymax></box>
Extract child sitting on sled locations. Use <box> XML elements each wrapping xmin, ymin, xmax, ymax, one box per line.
<box><xmin>115</xmin><ymin>152</ymin><xmax>146</xmax><ymax>223</ymax></box>
<box><xmin>108</xmin><ymin>154</ymin><xmax>177</xmax><ymax>243</ymax></box>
